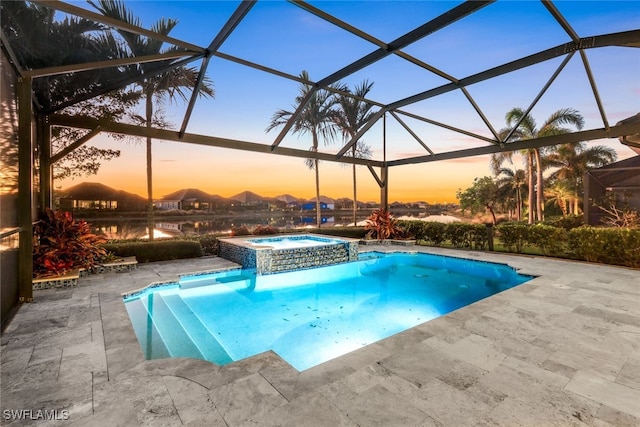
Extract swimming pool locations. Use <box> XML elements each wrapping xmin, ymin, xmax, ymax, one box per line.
<box><xmin>124</xmin><ymin>251</ymin><xmax>532</xmax><ymax>371</ymax></box>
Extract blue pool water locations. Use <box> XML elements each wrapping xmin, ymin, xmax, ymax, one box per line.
<box><xmin>124</xmin><ymin>252</ymin><xmax>532</xmax><ymax>371</ymax></box>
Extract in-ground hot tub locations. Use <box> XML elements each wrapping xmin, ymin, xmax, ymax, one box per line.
<box><xmin>217</xmin><ymin>233</ymin><xmax>359</xmax><ymax>274</ymax></box>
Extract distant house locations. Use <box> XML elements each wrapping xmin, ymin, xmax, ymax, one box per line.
<box><xmin>583</xmin><ymin>155</ymin><xmax>640</xmax><ymax>225</ymax></box>
<box><xmin>58</xmin><ymin>182</ymin><xmax>146</xmax><ymax>211</ymax></box>
<box><xmin>302</xmin><ymin>196</ymin><xmax>335</xmax><ymax>211</ymax></box>
<box><xmin>156</xmin><ymin>189</ymin><xmax>228</xmax><ymax>211</ymax></box>
<box><xmin>229</xmin><ymin>191</ymin><xmax>286</xmax><ymax>210</ymax></box>
<box><xmin>301</xmin><ymin>202</ymin><xmax>331</xmax><ymax>211</ymax></box>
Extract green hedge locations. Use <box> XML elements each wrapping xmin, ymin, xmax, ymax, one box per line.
<box><xmin>102</xmin><ymin>240</ymin><xmax>203</xmax><ymax>263</ymax></box>
<box><xmin>496</xmin><ymin>223</ymin><xmax>530</xmax><ymax>253</ymax></box>
<box><xmin>310</xmin><ymin>227</ymin><xmax>368</xmax><ymax>239</ymax></box>
<box><xmin>401</xmin><ymin>219</ymin><xmax>638</xmax><ymax>268</ymax></box>
<box><xmin>397</xmin><ymin>220</ymin><xmax>489</xmax><ymax>249</ymax></box>
<box><xmin>568</xmin><ymin>227</ymin><xmax>640</xmax><ymax>268</ymax></box>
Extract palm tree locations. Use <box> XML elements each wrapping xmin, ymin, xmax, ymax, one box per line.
<box><xmin>495</xmin><ymin>167</ymin><xmax>527</xmax><ymax>221</ymax></box>
<box><xmin>266</xmin><ymin>71</ymin><xmax>343</xmax><ymax>227</ymax></box>
<box><xmin>494</xmin><ymin>108</ymin><xmax>584</xmax><ymax>223</ymax></box>
<box><xmin>89</xmin><ymin>0</ymin><xmax>214</xmax><ymax>240</ymax></box>
<box><xmin>545</xmin><ymin>181</ymin><xmax>573</xmax><ymax>216</ymax></box>
<box><xmin>546</xmin><ymin>142</ymin><xmax>616</xmax><ymax>214</ymax></box>
<box><xmin>1</xmin><ymin>1</ymin><xmax>135</xmax><ymax>185</ymax></box>
<box><xmin>332</xmin><ymin>80</ymin><xmax>377</xmax><ymax>226</ymax></box>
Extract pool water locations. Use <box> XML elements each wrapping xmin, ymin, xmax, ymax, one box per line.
<box><xmin>125</xmin><ymin>252</ymin><xmax>532</xmax><ymax>371</ymax></box>
<box><xmin>247</xmin><ymin>235</ymin><xmax>342</xmax><ymax>249</ymax></box>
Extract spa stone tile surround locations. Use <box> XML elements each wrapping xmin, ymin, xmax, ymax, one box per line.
<box><xmin>217</xmin><ymin>234</ymin><xmax>359</xmax><ymax>274</ymax></box>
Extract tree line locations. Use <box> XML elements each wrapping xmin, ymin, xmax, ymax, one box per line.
<box><xmin>457</xmin><ymin>108</ymin><xmax>617</xmax><ymax>224</ymax></box>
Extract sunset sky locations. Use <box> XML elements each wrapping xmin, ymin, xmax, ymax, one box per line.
<box><xmin>57</xmin><ymin>1</ymin><xmax>640</xmax><ymax>203</ymax></box>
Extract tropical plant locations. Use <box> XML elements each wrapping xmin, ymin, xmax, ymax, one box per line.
<box><xmin>456</xmin><ymin>176</ymin><xmax>500</xmax><ymax>224</ymax></box>
<box><xmin>492</xmin><ymin>108</ymin><xmax>585</xmax><ymax>223</ymax></box>
<box><xmin>332</xmin><ymin>80</ymin><xmax>377</xmax><ymax>226</ymax></box>
<box><xmin>89</xmin><ymin>0</ymin><xmax>215</xmax><ymax>240</ymax></box>
<box><xmin>230</xmin><ymin>226</ymin><xmax>251</xmax><ymax>236</ymax></box>
<box><xmin>495</xmin><ymin>167</ymin><xmax>527</xmax><ymax>221</ymax></box>
<box><xmin>33</xmin><ymin>209</ymin><xmax>107</xmax><ymax>277</ymax></box>
<box><xmin>545</xmin><ymin>142</ymin><xmax>616</xmax><ymax>214</ymax></box>
<box><xmin>0</xmin><ymin>1</ymin><xmax>138</xmax><ymax>181</ymax></box>
<box><xmin>252</xmin><ymin>225</ymin><xmax>280</xmax><ymax>235</ymax></box>
<box><xmin>364</xmin><ymin>209</ymin><xmax>403</xmax><ymax>240</ymax></box>
<box><xmin>544</xmin><ymin>181</ymin><xmax>573</xmax><ymax>217</ymax></box>
<box><xmin>266</xmin><ymin>70</ymin><xmax>344</xmax><ymax>228</ymax></box>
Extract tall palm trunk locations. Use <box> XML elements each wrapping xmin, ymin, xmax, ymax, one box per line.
<box><xmin>516</xmin><ymin>186</ymin><xmax>522</xmax><ymax>222</ymax></box>
<box><xmin>534</xmin><ymin>148</ymin><xmax>544</xmax><ymax>222</ymax></box>
<box><xmin>145</xmin><ymin>91</ymin><xmax>154</xmax><ymax>240</ymax></box>
<box><xmin>527</xmin><ymin>153</ymin><xmax>535</xmax><ymax>224</ymax></box>
<box><xmin>352</xmin><ymin>144</ymin><xmax>357</xmax><ymax>226</ymax></box>
<box><xmin>352</xmin><ymin>163</ymin><xmax>357</xmax><ymax>226</ymax></box>
<box><xmin>312</xmin><ymin>131</ymin><xmax>321</xmax><ymax>228</ymax></box>
<box><xmin>573</xmin><ymin>178</ymin><xmax>580</xmax><ymax>214</ymax></box>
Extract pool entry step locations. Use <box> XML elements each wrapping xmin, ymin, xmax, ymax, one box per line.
<box><xmin>126</xmin><ymin>293</ymin><xmax>233</xmax><ymax>364</ymax></box>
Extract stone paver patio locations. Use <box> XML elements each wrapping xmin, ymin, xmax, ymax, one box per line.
<box><xmin>1</xmin><ymin>246</ymin><xmax>639</xmax><ymax>426</ymax></box>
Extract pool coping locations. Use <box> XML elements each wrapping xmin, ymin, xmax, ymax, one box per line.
<box><xmin>2</xmin><ymin>246</ymin><xmax>640</xmax><ymax>425</ymax></box>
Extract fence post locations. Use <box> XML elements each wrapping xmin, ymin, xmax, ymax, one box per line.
<box><xmin>486</xmin><ymin>223</ymin><xmax>494</xmax><ymax>251</ymax></box>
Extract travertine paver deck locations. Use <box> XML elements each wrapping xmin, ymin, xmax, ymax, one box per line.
<box><xmin>1</xmin><ymin>246</ymin><xmax>639</xmax><ymax>426</ymax></box>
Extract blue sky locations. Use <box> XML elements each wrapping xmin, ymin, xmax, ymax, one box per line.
<box><xmin>59</xmin><ymin>1</ymin><xmax>640</xmax><ymax>202</ymax></box>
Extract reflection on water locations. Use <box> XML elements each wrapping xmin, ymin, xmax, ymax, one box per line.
<box><xmin>92</xmin><ymin>214</ymin><xmax>372</xmax><ymax>238</ymax></box>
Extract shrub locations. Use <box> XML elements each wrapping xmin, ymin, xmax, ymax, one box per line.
<box><xmin>252</xmin><ymin>225</ymin><xmax>280</xmax><ymax>235</ymax></box>
<box><xmin>33</xmin><ymin>209</ymin><xmax>106</xmax><ymax>277</ymax></box>
<box><xmin>424</xmin><ymin>222</ymin><xmax>448</xmax><ymax>246</ymax></box>
<box><xmin>568</xmin><ymin>227</ymin><xmax>640</xmax><ymax>267</ymax></box>
<box><xmin>445</xmin><ymin>223</ymin><xmax>487</xmax><ymax>249</ymax></box>
<box><xmin>230</xmin><ymin>225</ymin><xmax>251</xmax><ymax>236</ymax></box>
<box><xmin>102</xmin><ymin>240</ymin><xmax>203</xmax><ymax>263</ymax></box>
<box><xmin>364</xmin><ymin>209</ymin><xmax>403</xmax><ymax>240</ymax></box>
<box><xmin>180</xmin><ymin>234</ymin><xmax>218</xmax><ymax>256</ymax></box>
<box><xmin>496</xmin><ymin>223</ymin><xmax>530</xmax><ymax>253</ymax></box>
<box><xmin>312</xmin><ymin>227</ymin><xmax>367</xmax><ymax>239</ymax></box>
<box><xmin>543</xmin><ymin>215</ymin><xmax>584</xmax><ymax>230</ymax></box>
<box><xmin>528</xmin><ymin>224</ymin><xmax>567</xmax><ymax>257</ymax></box>
<box><xmin>397</xmin><ymin>220</ymin><xmax>425</xmax><ymax>242</ymax></box>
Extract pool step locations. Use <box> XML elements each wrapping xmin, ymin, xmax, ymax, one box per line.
<box><xmin>180</xmin><ymin>269</ymin><xmax>253</xmax><ymax>290</ymax></box>
<box><xmin>125</xmin><ymin>298</ymin><xmax>171</xmax><ymax>359</ymax></box>
<box><xmin>161</xmin><ymin>294</ymin><xmax>233</xmax><ymax>364</ymax></box>
<box><xmin>140</xmin><ymin>294</ymin><xmax>204</xmax><ymax>359</ymax></box>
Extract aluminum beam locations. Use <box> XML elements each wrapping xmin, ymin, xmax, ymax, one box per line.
<box><xmin>388</xmin><ymin>122</ymin><xmax>640</xmax><ymax>166</ymax></box>
<box><xmin>17</xmin><ymin>76</ymin><xmax>33</xmax><ymax>302</ymax></box>
<box><xmin>33</xmin><ymin>0</ymin><xmax>204</xmax><ymax>53</ymax></box>
<box><xmin>386</xmin><ymin>30</ymin><xmax>640</xmax><ymax>112</ymax></box>
<box><xmin>290</xmin><ymin>0</ymin><xmax>459</xmax><ymax>84</ymax></box>
<box><xmin>393</xmin><ymin>109</ymin><xmax>496</xmax><ymax>144</ymax></box>
<box><xmin>389</xmin><ymin>111</ymin><xmax>433</xmax><ymax>155</ymax></box>
<box><xmin>50</xmin><ymin>127</ymin><xmax>102</xmax><ymax>163</ymax></box>
<box><xmin>503</xmin><ymin>51</ymin><xmax>575</xmax><ymax>143</ymax></box>
<box><xmin>579</xmin><ymin>50</ymin><xmax>609</xmax><ymax>130</ymax></box>
<box><xmin>179</xmin><ymin>1</ymin><xmax>256</xmax><ymax>137</ymax></box>
<box><xmin>272</xmin><ymin>0</ymin><xmax>492</xmax><ymax>150</ymax></box>
<box><xmin>48</xmin><ymin>114</ymin><xmax>385</xmax><ymax>168</ymax></box>
<box><xmin>26</xmin><ymin>51</ymin><xmax>196</xmax><ymax>79</ymax></box>
<box><xmin>459</xmin><ymin>87</ymin><xmax>500</xmax><ymax>141</ymax></box>
<box><xmin>42</xmin><ymin>55</ymin><xmax>204</xmax><ymax>115</ymax></box>
<box><xmin>0</xmin><ymin>29</ymin><xmax>24</xmax><ymax>77</ymax></box>
<box><xmin>541</xmin><ymin>0</ymin><xmax>580</xmax><ymax>43</ymax></box>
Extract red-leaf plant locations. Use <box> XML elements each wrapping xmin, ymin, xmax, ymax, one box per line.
<box><xmin>33</xmin><ymin>209</ymin><xmax>107</xmax><ymax>278</ymax></box>
<box><xmin>364</xmin><ymin>208</ymin><xmax>404</xmax><ymax>240</ymax></box>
